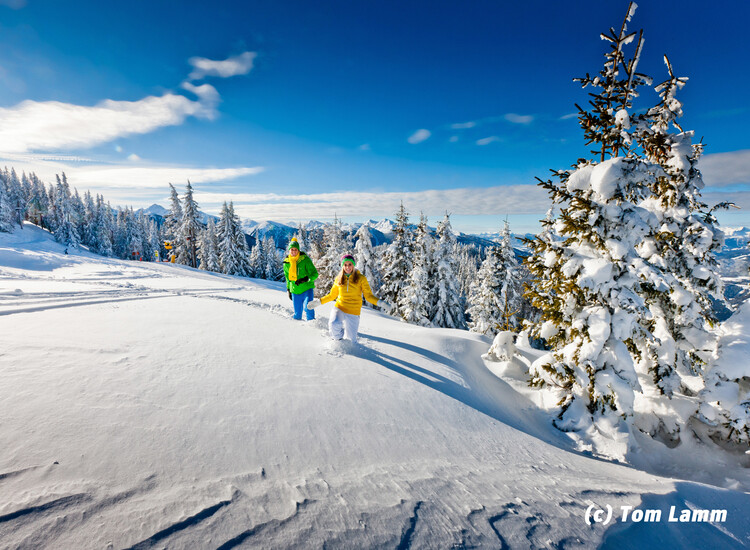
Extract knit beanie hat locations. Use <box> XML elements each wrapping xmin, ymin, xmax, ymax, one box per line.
<box><xmin>341</xmin><ymin>254</ymin><xmax>356</xmax><ymax>266</ymax></box>
<box><xmin>288</xmin><ymin>238</ymin><xmax>300</xmax><ymax>250</ymax></box>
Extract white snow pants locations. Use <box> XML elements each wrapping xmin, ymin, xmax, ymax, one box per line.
<box><xmin>329</xmin><ymin>307</ymin><xmax>361</xmax><ymax>344</ymax></box>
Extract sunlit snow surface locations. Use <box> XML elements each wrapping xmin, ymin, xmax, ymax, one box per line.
<box><xmin>1</xmin><ymin>224</ymin><xmax>748</xmax><ymax>549</ymax></box>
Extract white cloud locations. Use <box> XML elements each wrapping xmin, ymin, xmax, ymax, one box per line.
<box><xmin>358</xmin><ymin>144</ymin><xmax>371</xmax><ymax>151</ymax></box>
<box><xmin>699</xmin><ymin>149</ymin><xmax>750</xmax><ymax>187</ymax></box>
<box><xmin>451</xmin><ymin>121</ymin><xmax>477</xmax><ymax>129</ymax></box>
<box><xmin>449</xmin><ymin>136</ymin><xmax>459</xmax><ymax>143</ymax></box>
<box><xmin>188</xmin><ymin>52</ymin><xmax>257</xmax><ymax>81</ymax></box>
<box><xmin>559</xmin><ymin>112</ymin><xmax>578</xmax><ymax>120</ymax></box>
<box><xmin>476</xmin><ymin>136</ymin><xmax>500</xmax><ymax>146</ymax></box>
<box><xmin>0</xmin><ymin>155</ymin><xmax>264</xmax><ymax>191</ymax></box>
<box><xmin>0</xmin><ymin>93</ymin><xmax>217</xmax><ymax>154</ymax></box>
<box><xmin>193</xmin><ymin>184</ymin><xmax>550</xmax><ymax>220</ymax></box>
<box><xmin>408</xmin><ymin>129</ymin><xmax>431</xmax><ymax>144</ymax></box>
<box><xmin>127</xmin><ymin>154</ymin><xmax>141</xmax><ymax>162</ymax></box>
<box><xmin>504</xmin><ymin>113</ymin><xmax>534</xmax><ymax>125</ymax></box>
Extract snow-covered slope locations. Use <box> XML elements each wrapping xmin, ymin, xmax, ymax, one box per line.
<box><xmin>1</xmin><ymin>224</ymin><xmax>749</xmax><ymax>548</ymax></box>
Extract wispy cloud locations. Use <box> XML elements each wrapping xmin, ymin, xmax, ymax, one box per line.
<box><xmin>476</xmin><ymin>136</ymin><xmax>501</xmax><ymax>146</ymax></box>
<box><xmin>0</xmin><ymin>93</ymin><xmax>217</xmax><ymax>154</ymax></box>
<box><xmin>699</xmin><ymin>149</ymin><xmax>750</xmax><ymax>187</ymax></box>
<box><xmin>407</xmin><ymin>129</ymin><xmax>431</xmax><ymax>144</ymax></box>
<box><xmin>188</xmin><ymin>52</ymin><xmax>257</xmax><ymax>81</ymax></box>
<box><xmin>0</xmin><ymin>155</ymin><xmax>264</xmax><ymax>191</ymax></box>
<box><xmin>451</xmin><ymin>121</ymin><xmax>477</xmax><ymax>129</ymax></box>
<box><xmin>194</xmin><ymin>184</ymin><xmax>550</xmax><ymax>220</ymax></box>
<box><xmin>503</xmin><ymin>113</ymin><xmax>534</xmax><ymax>125</ymax></box>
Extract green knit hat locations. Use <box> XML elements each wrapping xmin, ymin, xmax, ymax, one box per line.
<box><xmin>341</xmin><ymin>254</ymin><xmax>356</xmax><ymax>266</ymax></box>
<box><xmin>288</xmin><ymin>237</ymin><xmax>300</xmax><ymax>250</ymax></box>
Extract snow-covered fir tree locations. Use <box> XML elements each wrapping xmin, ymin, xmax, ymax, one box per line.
<box><xmin>95</xmin><ymin>197</ymin><xmax>114</xmax><ymax>257</ymax></box>
<box><xmin>163</xmin><ymin>183</ymin><xmax>183</xmax><ymax>259</ymax></box>
<box><xmin>0</xmin><ymin>172</ymin><xmax>13</xmax><ymax>232</ymax></box>
<box><xmin>316</xmin><ymin>215</ymin><xmax>348</xmax><ymax>296</ymax></box>
<box><xmin>199</xmin><ymin>218</ymin><xmax>221</xmax><ymax>272</ymax></box>
<box><xmin>179</xmin><ymin>181</ymin><xmax>201</xmax><ymax>267</ymax></box>
<box><xmin>5</xmin><ymin>168</ymin><xmax>25</xmax><ymax>229</ymax></box>
<box><xmin>379</xmin><ymin>202</ymin><xmax>414</xmax><ymax>315</ymax></box>
<box><xmin>52</xmin><ymin>174</ymin><xmax>80</xmax><ymax>248</ymax></box>
<box><xmin>248</xmin><ymin>239</ymin><xmax>263</xmax><ymax>278</ymax></box>
<box><xmin>431</xmin><ymin>213</ymin><xmax>466</xmax><ymax>329</ymax></box>
<box><xmin>455</xmin><ymin>243</ymin><xmax>480</xmax><ymax>301</ymax></box>
<box><xmin>467</xmin><ymin>221</ymin><xmax>523</xmax><ymax>335</ymax></box>
<box><xmin>354</xmin><ymin>223</ymin><xmax>382</xmax><ymax>307</ymax></box>
<box><xmin>217</xmin><ymin>201</ymin><xmax>251</xmax><ymax>277</ymax></box>
<box><xmin>399</xmin><ymin>214</ymin><xmax>434</xmax><ymax>326</ymax></box>
<box><xmin>524</xmin><ymin>4</ymin><xmax>682</xmax><ymax>433</ymax></box>
<box><xmin>262</xmin><ymin>235</ymin><xmax>283</xmax><ymax>281</ymax></box>
<box><xmin>628</xmin><ymin>57</ymin><xmax>725</xmax><ymax>396</ymax></box>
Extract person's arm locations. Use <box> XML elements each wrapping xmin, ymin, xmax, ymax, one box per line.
<box><xmin>320</xmin><ymin>284</ymin><xmax>339</xmax><ymax>305</ymax></box>
<box><xmin>361</xmin><ymin>276</ymin><xmax>380</xmax><ymax>306</ymax></box>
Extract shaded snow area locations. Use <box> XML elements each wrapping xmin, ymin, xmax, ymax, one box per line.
<box><xmin>1</xmin><ymin>224</ymin><xmax>749</xmax><ymax>549</ymax></box>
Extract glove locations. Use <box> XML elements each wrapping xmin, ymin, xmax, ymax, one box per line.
<box><xmin>307</xmin><ymin>299</ymin><xmax>321</xmax><ymax>310</ymax></box>
<box><xmin>378</xmin><ymin>300</ymin><xmax>393</xmax><ymax>312</ymax></box>
<box><xmin>288</xmin><ymin>290</ymin><xmax>292</xmax><ymax>301</ymax></box>
<box><xmin>294</xmin><ymin>276</ymin><xmax>310</xmax><ymax>286</ymax></box>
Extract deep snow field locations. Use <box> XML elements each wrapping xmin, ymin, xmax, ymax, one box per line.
<box><xmin>1</xmin><ymin>224</ymin><xmax>749</xmax><ymax>549</ymax></box>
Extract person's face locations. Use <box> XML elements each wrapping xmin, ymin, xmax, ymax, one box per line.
<box><xmin>290</xmin><ymin>248</ymin><xmax>299</xmax><ymax>257</ymax></box>
<box><xmin>343</xmin><ymin>261</ymin><xmax>354</xmax><ymax>273</ymax></box>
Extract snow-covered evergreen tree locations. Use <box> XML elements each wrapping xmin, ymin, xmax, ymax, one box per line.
<box><xmin>179</xmin><ymin>181</ymin><xmax>201</xmax><ymax>267</ymax></box>
<box><xmin>248</xmin><ymin>240</ymin><xmax>263</xmax><ymax>278</ymax></box>
<box><xmin>95</xmin><ymin>197</ymin><xmax>114</xmax><ymax>257</ymax></box>
<box><xmin>199</xmin><ymin>218</ymin><xmax>221</xmax><ymax>272</ymax></box>
<box><xmin>52</xmin><ymin>174</ymin><xmax>80</xmax><ymax>248</ymax></box>
<box><xmin>6</xmin><ymin>168</ymin><xmax>25</xmax><ymax>229</ymax></box>
<box><xmin>524</xmin><ymin>3</ymin><xmax>678</xmax><ymax>433</ymax></box>
<box><xmin>379</xmin><ymin>203</ymin><xmax>414</xmax><ymax>315</ymax></box>
<box><xmin>262</xmin><ymin>235</ymin><xmax>283</xmax><ymax>281</ymax></box>
<box><xmin>467</xmin><ymin>222</ymin><xmax>523</xmax><ymax>336</ymax></box>
<box><xmin>400</xmin><ymin>214</ymin><xmax>434</xmax><ymax>326</ymax></box>
<box><xmin>316</xmin><ymin>215</ymin><xmax>348</xmax><ymax>296</ymax></box>
<box><xmin>0</xmin><ymin>172</ymin><xmax>13</xmax><ymax>232</ymax></box>
<box><xmin>217</xmin><ymin>201</ymin><xmax>251</xmax><ymax>277</ymax></box>
<box><xmin>431</xmin><ymin>213</ymin><xmax>466</xmax><ymax>329</ymax></box>
<box><xmin>164</xmin><ymin>183</ymin><xmax>183</xmax><ymax>258</ymax></box>
<box><xmin>354</xmin><ymin>223</ymin><xmax>382</xmax><ymax>307</ymax></box>
<box><xmin>629</xmin><ymin>57</ymin><xmax>725</xmax><ymax>395</ymax></box>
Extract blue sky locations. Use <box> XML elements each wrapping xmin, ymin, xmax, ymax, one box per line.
<box><xmin>0</xmin><ymin>0</ymin><xmax>748</xmax><ymax>234</ymax></box>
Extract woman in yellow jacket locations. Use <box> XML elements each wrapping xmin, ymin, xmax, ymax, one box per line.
<box><xmin>307</xmin><ymin>254</ymin><xmax>391</xmax><ymax>344</ymax></box>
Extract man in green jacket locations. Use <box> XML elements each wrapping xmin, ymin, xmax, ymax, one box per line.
<box><xmin>283</xmin><ymin>237</ymin><xmax>318</xmax><ymax>320</ymax></box>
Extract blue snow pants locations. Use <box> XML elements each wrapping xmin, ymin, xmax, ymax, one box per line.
<box><xmin>292</xmin><ymin>288</ymin><xmax>315</xmax><ymax>320</ymax></box>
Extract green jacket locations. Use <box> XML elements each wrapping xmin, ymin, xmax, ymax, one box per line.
<box><xmin>283</xmin><ymin>252</ymin><xmax>318</xmax><ymax>294</ymax></box>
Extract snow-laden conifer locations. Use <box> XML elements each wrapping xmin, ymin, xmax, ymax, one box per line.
<box><xmin>316</xmin><ymin>215</ymin><xmax>348</xmax><ymax>295</ymax></box>
<box><xmin>354</xmin><ymin>223</ymin><xmax>382</xmax><ymax>307</ymax></box>
<box><xmin>468</xmin><ymin>221</ymin><xmax>523</xmax><ymax>335</ymax></box>
<box><xmin>431</xmin><ymin>214</ymin><xmax>466</xmax><ymax>329</ymax></box>
<box><xmin>379</xmin><ymin>203</ymin><xmax>414</xmax><ymax>315</ymax></box>
<box><xmin>198</xmin><ymin>218</ymin><xmax>220</xmax><ymax>271</ymax></box>
<box><xmin>52</xmin><ymin>174</ymin><xmax>80</xmax><ymax>248</ymax></box>
<box><xmin>179</xmin><ymin>181</ymin><xmax>201</xmax><ymax>267</ymax></box>
<box><xmin>0</xmin><ymin>172</ymin><xmax>13</xmax><ymax>233</ymax></box>
<box><xmin>164</xmin><ymin>183</ymin><xmax>183</xmax><ymax>252</ymax></box>
<box><xmin>400</xmin><ymin>214</ymin><xmax>434</xmax><ymax>326</ymax></box>
<box><xmin>217</xmin><ymin>202</ymin><xmax>251</xmax><ymax>277</ymax></box>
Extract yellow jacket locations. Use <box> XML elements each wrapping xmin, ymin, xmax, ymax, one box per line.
<box><xmin>321</xmin><ymin>270</ymin><xmax>379</xmax><ymax>316</ymax></box>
